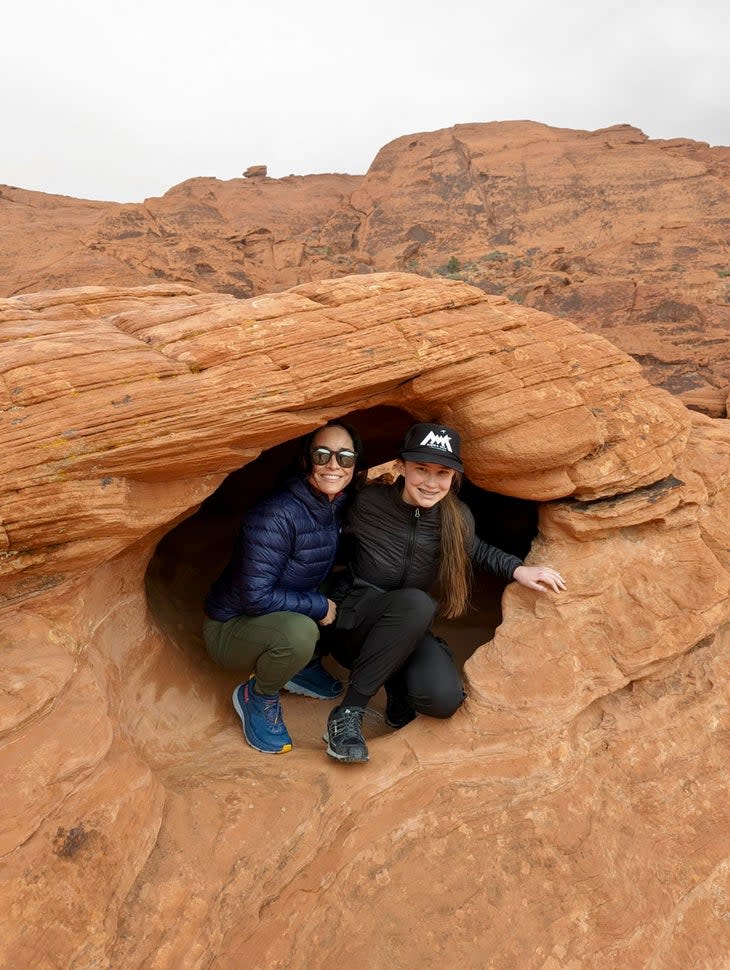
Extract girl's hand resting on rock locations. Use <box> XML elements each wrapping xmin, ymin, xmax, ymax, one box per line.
<box><xmin>513</xmin><ymin>565</ymin><xmax>566</xmax><ymax>593</ymax></box>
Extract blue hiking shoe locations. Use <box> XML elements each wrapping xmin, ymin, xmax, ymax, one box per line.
<box><xmin>283</xmin><ymin>658</ymin><xmax>343</xmax><ymax>700</ymax></box>
<box><xmin>232</xmin><ymin>678</ymin><xmax>292</xmax><ymax>754</ymax></box>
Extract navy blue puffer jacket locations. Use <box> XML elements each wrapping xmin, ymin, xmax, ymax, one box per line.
<box><xmin>205</xmin><ymin>477</ymin><xmax>346</xmax><ymax>623</ymax></box>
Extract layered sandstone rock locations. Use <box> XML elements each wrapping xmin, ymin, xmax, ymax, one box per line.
<box><xmin>354</xmin><ymin>123</ymin><xmax>730</xmax><ymax>417</ymax></box>
<box><xmin>2</xmin><ymin>121</ymin><xmax>728</xmax><ymax>416</ymax></box>
<box><xmin>2</xmin><ymin>274</ymin><xmax>729</xmax><ymax>968</ymax></box>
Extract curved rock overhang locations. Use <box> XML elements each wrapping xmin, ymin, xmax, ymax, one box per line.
<box><xmin>0</xmin><ymin>271</ymin><xmax>694</xmax><ymax>599</ymax></box>
<box><xmin>2</xmin><ymin>273</ymin><xmax>730</xmax><ymax>967</ymax></box>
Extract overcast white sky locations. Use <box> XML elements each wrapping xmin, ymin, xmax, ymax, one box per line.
<box><xmin>3</xmin><ymin>0</ymin><xmax>729</xmax><ymax>203</ymax></box>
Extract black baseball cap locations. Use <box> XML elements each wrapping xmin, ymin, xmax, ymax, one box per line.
<box><xmin>400</xmin><ymin>422</ymin><xmax>464</xmax><ymax>472</ymax></box>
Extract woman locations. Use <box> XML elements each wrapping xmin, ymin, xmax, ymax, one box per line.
<box><xmin>323</xmin><ymin>422</ymin><xmax>566</xmax><ymax>763</ymax></box>
<box><xmin>203</xmin><ymin>421</ymin><xmax>362</xmax><ymax>754</ymax></box>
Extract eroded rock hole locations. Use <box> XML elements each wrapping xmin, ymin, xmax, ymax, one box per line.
<box><xmin>445</xmin><ymin>478</ymin><xmax>537</xmax><ymax>668</ymax></box>
<box><xmin>145</xmin><ymin>405</ymin><xmax>538</xmax><ymax>695</ymax></box>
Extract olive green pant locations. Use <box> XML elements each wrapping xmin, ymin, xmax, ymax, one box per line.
<box><xmin>202</xmin><ymin>611</ymin><xmax>320</xmax><ymax>695</ymax></box>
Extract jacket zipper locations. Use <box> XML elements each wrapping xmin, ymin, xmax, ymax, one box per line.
<box><xmin>398</xmin><ymin>507</ymin><xmax>420</xmax><ymax>587</ymax></box>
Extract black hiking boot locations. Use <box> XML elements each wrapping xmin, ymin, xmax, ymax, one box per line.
<box><xmin>385</xmin><ymin>692</ymin><xmax>416</xmax><ymax>730</ymax></box>
<box><xmin>325</xmin><ymin>705</ymin><xmax>369</xmax><ymax>763</ymax></box>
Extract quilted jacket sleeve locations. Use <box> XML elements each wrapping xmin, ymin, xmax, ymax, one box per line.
<box><xmin>233</xmin><ymin>504</ymin><xmax>330</xmax><ymax>621</ymax></box>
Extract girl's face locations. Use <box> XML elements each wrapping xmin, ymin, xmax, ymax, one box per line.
<box><xmin>398</xmin><ymin>460</ymin><xmax>456</xmax><ymax>508</ymax></box>
<box><xmin>307</xmin><ymin>425</ymin><xmax>356</xmax><ymax>501</ymax></box>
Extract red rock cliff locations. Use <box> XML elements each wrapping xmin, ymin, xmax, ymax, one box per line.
<box><xmin>2</xmin><ymin>120</ymin><xmax>728</xmax><ymax>416</ymax></box>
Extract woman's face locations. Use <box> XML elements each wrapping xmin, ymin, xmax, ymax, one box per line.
<box><xmin>399</xmin><ymin>460</ymin><xmax>456</xmax><ymax>508</ymax></box>
<box><xmin>307</xmin><ymin>425</ymin><xmax>356</xmax><ymax>501</ymax></box>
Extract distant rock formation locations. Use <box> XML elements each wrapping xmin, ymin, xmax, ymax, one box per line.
<box><xmin>1</xmin><ymin>121</ymin><xmax>729</xmax><ymax>416</ymax></box>
<box><xmin>3</xmin><ymin>273</ymin><xmax>729</xmax><ymax>967</ymax></box>
<box><xmin>243</xmin><ymin>165</ymin><xmax>267</xmax><ymax>178</ymax></box>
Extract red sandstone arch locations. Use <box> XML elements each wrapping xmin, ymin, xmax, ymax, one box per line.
<box><xmin>2</xmin><ymin>274</ymin><xmax>729</xmax><ymax>967</ymax></box>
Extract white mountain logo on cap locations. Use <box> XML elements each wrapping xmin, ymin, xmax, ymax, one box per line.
<box><xmin>420</xmin><ymin>430</ymin><xmax>453</xmax><ymax>452</ymax></box>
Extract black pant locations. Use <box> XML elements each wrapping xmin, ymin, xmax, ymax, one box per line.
<box><xmin>325</xmin><ymin>587</ymin><xmax>464</xmax><ymax>718</ymax></box>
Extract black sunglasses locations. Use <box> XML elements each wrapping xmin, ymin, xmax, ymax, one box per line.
<box><xmin>310</xmin><ymin>447</ymin><xmax>357</xmax><ymax>469</ymax></box>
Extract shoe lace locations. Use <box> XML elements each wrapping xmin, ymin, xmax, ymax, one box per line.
<box><xmin>330</xmin><ymin>706</ymin><xmax>364</xmax><ymax>740</ymax></box>
<box><xmin>330</xmin><ymin>706</ymin><xmax>381</xmax><ymax>738</ymax></box>
<box><xmin>261</xmin><ymin>696</ymin><xmax>284</xmax><ymax>728</ymax></box>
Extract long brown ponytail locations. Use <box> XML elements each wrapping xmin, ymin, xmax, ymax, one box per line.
<box><xmin>437</xmin><ymin>477</ymin><xmax>472</xmax><ymax>619</ymax></box>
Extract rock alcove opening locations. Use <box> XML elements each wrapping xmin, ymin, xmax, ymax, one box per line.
<box><xmin>145</xmin><ymin>405</ymin><xmax>538</xmax><ymax>715</ymax></box>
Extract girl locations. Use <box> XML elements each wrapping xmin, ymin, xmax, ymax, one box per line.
<box><xmin>323</xmin><ymin>422</ymin><xmax>565</xmax><ymax>763</ymax></box>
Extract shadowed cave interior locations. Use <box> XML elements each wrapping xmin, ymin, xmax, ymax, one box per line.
<box><xmin>145</xmin><ymin>405</ymin><xmax>538</xmax><ymax>738</ymax></box>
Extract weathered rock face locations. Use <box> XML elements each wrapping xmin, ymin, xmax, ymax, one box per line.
<box><xmin>356</xmin><ymin>123</ymin><xmax>730</xmax><ymax>418</ymax></box>
<box><xmin>2</xmin><ymin>273</ymin><xmax>729</xmax><ymax>967</ymax></box>
<box><xmin>0</xmin><ymin>173</ymin><xmax>362</xmax><ymax>301</ymax></box>
<box><xmin>2</xmin><ymin>120</ymin><xmax>728</xmax><ymax>415</ymax></box>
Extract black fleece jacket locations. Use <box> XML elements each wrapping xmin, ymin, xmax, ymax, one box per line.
<box><xmin>339</xmin><ymin>480</ymin><xmax>522</xmax><ymax>594</ymax></box>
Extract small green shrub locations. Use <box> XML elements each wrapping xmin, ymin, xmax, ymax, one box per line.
<box><xmin>434</xmin><ymin>257</ymin><xmax>462</xmax><ymax>278</ymax></box>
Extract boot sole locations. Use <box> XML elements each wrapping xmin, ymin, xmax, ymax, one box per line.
<box><xmin>325</xmin><ymin>743</ymin><xmax>369</xmax><ymax>763</ymax></box>
<box><xmin>385</xmin><ymin>714</ymin><xmax>416</xmax><ymax>729</ymax></box>
<box><xmin>322</xmin><ymin>731</ymin><xmax>368</xmax><ymax>762</ymax></box>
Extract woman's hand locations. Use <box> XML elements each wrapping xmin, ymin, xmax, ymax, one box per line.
<box><xmin>513</xmin><ymin>565</ymin><xmax>566</xmax><ymax>593</ymax></box>
<box><xmin>319</xmin><ymin>598</ymin><xmax>338</xmax><ymax>626</ymax></box>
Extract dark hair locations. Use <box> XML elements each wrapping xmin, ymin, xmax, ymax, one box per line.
<box><xmin>299</xmin><ymin>420</ymin><xmax>365</xmax><ymax>491</ymax></box>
